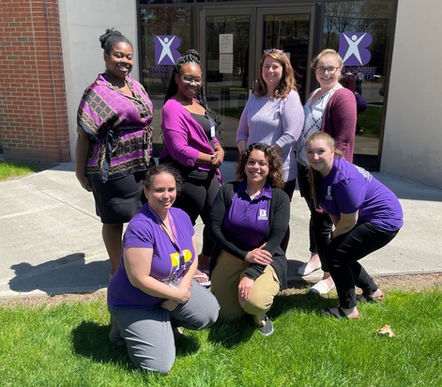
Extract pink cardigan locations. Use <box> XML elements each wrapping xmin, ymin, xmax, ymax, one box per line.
<box><xmin>160</xmin><ymin>97</ymin><xmax>221</xmax><ymax>180</ymax></box>
<box><xmin>321</xmin><ymin>87</ymin><xmax>357</xmax><ymax>162</ymax></box>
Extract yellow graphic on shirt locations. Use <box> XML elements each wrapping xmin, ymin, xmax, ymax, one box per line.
<box><xmin>170</xmin><ymin>249</ymin><xmax>192</xmax><ymax>268</ymax></box>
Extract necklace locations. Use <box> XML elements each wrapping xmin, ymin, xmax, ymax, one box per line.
<box><xmin>246</xmin><ymin>188</ymin><xmax>262</xmax><ymax>199</ymax></box>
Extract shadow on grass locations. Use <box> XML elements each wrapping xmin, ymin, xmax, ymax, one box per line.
<box><xmin>207</xmin><ymin>317</ymin><xmax>255</xmax><ymax>348</ymax></box>
<box><xmin>269</xmin><ymin>292</ymin><xmax>335</xmax><ymax>321</ymax></box>
<box><xmin>71</xmin><ymin>321</ymin><xmax>201</xmax><ymax>368</ymax></box>
<box><xmin>72</xmin><ymin>321</ymin><xmax>131</xmax><ymax>367</ymax></box>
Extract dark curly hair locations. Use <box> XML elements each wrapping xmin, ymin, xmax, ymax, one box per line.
<box><xmin>99</xmin><ymin>28</ymin><xmax>132</xmax><ymax>54</ymax></box>
<box><xmin>236</xmin><ymin>143</ymin><xmax>284</xmax><ymax>188</ymax></box>
<box><xmin>143</xmin><ymin>164</ymin><xmax>183</xmax><ymax>195</ymax></box>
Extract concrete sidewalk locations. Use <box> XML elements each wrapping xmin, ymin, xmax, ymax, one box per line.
<box><xmin>0</xmin><ymin>161</ymin><xmax>441</xmax><ymax>298</ymax></box>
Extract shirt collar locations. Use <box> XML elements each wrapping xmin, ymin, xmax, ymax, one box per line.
<box><xmin>238</xmin><ymin>180</ymin><xmax>273</xmax><ymax>199</ymax></box>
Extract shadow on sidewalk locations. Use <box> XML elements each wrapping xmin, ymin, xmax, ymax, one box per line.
<box><xmin>8</xmin><ymin>253</ymin><xmax>109</xmax><ymax>296</ymax></box>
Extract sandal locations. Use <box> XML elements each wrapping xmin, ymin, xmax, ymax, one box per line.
<box><xmin>321</xmin><ymin>307</ymin><xmax>360</xmax><ymax>320</ymax></box>
<box><xmin>193</xmin><ymin>270</ymin><xmax>211</xmax><ymax>287</ymax></box>
<box><xmin>357</xmin><ymin>291</ymin><xmax>384</xmax><ymax>303</ymax></box>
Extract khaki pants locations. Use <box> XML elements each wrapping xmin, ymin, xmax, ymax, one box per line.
<box><xmin>211</xmin><ymin>250</ymin><xmax>280</xmax><ymax>326</ymax></box>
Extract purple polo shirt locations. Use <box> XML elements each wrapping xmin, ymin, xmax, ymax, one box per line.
<box><xmin>107</xmin><ymin>205</ymin><xmax>195</xmax><ymax>309</ymax></box>
<box><xmin>321</xmin><ymin>158</ymin><xmax>403</xmax><ymax>231</ymax></box>
<box><xmin>223</xmin><ymin>181</ymin><xmax>272</xmax><ymax>250</ymax></box>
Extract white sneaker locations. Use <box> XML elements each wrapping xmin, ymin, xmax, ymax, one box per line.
<box><xmin>297</xmin><ymin>262</ymin><xmax>321</xmax><ymax>276</ymax></box>
<box><xmin>310</xmin><ymin>279</ymin><xmax>335</xmax><ymax>295</ymax></box>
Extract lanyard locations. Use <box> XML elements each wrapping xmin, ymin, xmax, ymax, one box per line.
<box><xmin>148</xmin><ymin>206</ymin><xmax>185</xmax><ymax>270</ymax></box>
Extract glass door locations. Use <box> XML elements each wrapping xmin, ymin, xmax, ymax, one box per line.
<box><xmin>200</xmin><ymin>8</ymin><xmax>254</xmax><ymax>149</ymax></box>
<box><xmin>201</xmin><ymin>6</ymin><xmax>315</xmax><ymax>149</ymax></box>
<box><xmin>256</xmin><ymin>7</ymin><xmax>315</xmax><ymax>104</ymax></box>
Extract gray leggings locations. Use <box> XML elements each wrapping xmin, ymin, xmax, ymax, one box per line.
<box><xmin>108</xmin><ymin>281</ymin><xmax>219</xmax><ymax>374</ymax></box>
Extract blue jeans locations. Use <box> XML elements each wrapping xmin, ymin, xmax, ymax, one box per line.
<box><xmin>324</xmin><ymin>222</ymin><xmax>399</xmax><ymax>308</ymax></box>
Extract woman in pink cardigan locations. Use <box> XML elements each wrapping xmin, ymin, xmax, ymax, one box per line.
<box><xmin>160</xmin><ymin>50</ymin><xmax>224</xmax><ymax>286</ymax></box>
<box><xmin>295</xmin><ymin>49</ymin><xmax>357</xmax><ymax>295</ymax></box>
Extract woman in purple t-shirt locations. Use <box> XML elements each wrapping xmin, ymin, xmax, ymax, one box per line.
<box><xmin>306</xmin><ymin>132</ymin><xmax>403</xmax><ymax>319</ymax></box>
<box><xmin>107</xmin><ymin>165</ymin><xmax>219</xmax><ymax>373</ymax></box>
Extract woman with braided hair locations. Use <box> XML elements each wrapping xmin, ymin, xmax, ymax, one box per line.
<box><xmin>159</xmin><ymin>49</ymin><xmax>224</xmax><ymax>286</ymax></box>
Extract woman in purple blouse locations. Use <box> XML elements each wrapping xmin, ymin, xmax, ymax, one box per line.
<box><xmin>76</xmin><ymin>29</ymin><xmax>154</xmax><ymax>276</ymax></box>
<box><xmin>160</xmin><ymin>50</ymin><xmax>224</xmax><ymax>286</ymax></box>
<box><xmin>306</xmin><ymin>132</ymin><xmax>403</xmax><ymax>319</ymax></box>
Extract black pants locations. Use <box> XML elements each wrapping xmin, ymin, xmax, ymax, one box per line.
<box><xmin>280</xmin><ymin>179</ymin><xmax>296</xmax><ymax>253</ymax></box>
<box><xmin>297</xmin><ymin>163</ymin><xmax>333</xmax><ymax>270</ymax></box>
<box><xmin>173</xmin><ymin>174</ymin><xmax>220</xmax><ymax>257</ymax></box>
<box><xmin>325</xmin><ymin>222</ymin><xmax>399</xmax><ymax>308</ymax></box>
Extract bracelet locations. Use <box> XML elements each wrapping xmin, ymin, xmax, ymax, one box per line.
<box><xmin>210</xmin><ymin>154</ymin><xmax>215</xmax><ymax>160</ymax></box>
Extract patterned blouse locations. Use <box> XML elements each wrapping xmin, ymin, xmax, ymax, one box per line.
<box><xmin>77</xmin><ymin>73</ymin><xmax>154</xmax><ymax>182</ymax></box>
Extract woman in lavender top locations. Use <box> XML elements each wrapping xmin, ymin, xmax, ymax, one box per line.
<box><xmin>75</xmin><ymin>29</ymin><xmax>154</xmax><ymax>275</ymax></box>
<box><xmin>107</xmin><ymin>164</ymin><xmax>219</xmax><ymax>373</ymax></box>
<box><xmin>306</xmin><ymin>132</ymin><xmax>403</xmax><ymax>319</ymax></box>
<box><xmin>236</xmin><ymin>49</ymin><xmax>303</xmax><ymax>251</ymax></box>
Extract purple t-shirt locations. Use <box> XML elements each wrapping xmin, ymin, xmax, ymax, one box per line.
<box><xmin>223</xmin><ymin>181</ymin><xmax>272</xmax><ymax>250</ymax></box>
<box><xmin>321</xmin><ymin>158</ymin><xmax>403</xmax><ymax>231</ymax></box>
<box><xmin>107</xmin><ymin>205</ymin><xmax>195</xmax><ymax>309</ymax></box>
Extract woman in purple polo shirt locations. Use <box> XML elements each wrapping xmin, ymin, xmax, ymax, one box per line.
<box><xmin>305</xmin><ymin>132</ymin><xmax>403</xmax><ymax>319</ymax></box>
<box><xmin>107</xmin><ymin>164</ymin><xmax>219</xmax><ymax>373</ymax></box>
<box><xmin>160</xmin><ymin>49</ymin><xmax>224</xmax><ymax>286</ymax></box>
<box><xmin>210</xmin><ymin>143</ymin><xmax>290</xmax><ymax>336</ymax></box>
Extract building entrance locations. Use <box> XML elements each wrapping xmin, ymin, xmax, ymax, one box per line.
<box><xmin>200</xmin><ymin>5</ymin><xmax>315</xmax><ymax>148</ymax></box>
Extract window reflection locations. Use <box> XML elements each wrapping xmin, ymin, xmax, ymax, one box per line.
<box><xmin>322</xmin><ymin>0</ymin><xmax>395</xmax><ymax>168</ymax></box>
<box><xmin>138</xmin><ymin>6</ymin><xmax>193</xmax><ymax>144</ymax></box>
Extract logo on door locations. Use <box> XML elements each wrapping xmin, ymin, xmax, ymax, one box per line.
<box><xmin>339</xmin><ymin>32</ymin><xmax>373</xmax><ymax>66</ymax></box>
<box><xmin>154</xmin><ymin>35</ymin><xmax>182</xmax><ymax>65</ymax></box>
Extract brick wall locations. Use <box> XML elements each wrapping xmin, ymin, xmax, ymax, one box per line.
<box><xmin>0</xmin><ymin>0</ymin><xmax>70</xmax><ymax>163</ymax></box>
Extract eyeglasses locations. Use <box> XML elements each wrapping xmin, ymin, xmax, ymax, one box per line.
<box><xmin>181</xmin><ymin>75</ymin><xmax>203</xmax><ymax>84</ymax></box>
<box><xmin>314</xmin><ymin>66</ymin><xmax>340</xmax><ymax>74</ymax></box>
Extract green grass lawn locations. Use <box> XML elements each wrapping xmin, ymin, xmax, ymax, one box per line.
<box><xmin>1</xmin><ymin>289</ymin><xmax>440</xmax><ymax>386</ymax></box>
<box><xmin>0</xmin><ymin>161</ymin><xmax>42</xmax><ymax>181</ymax></box>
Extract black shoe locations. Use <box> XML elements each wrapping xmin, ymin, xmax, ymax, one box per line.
<box><xmin>257</xmin><ymin>315</ymin><xmax>274</xmax><ymax>336</ymax></box>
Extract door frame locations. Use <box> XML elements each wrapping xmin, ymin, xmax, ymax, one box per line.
<box><xmin>198</xmin><ymin>6</ymin><xmax>257</xmax><ymax>93</ymax></box>
<box><xmin>255</xmin><ymin>5</ymin><xmax>316</xmax><ymax>99</ymax></box>
<box><xmin>198</xmin><ymin>4</ymin><xmax>317</xmax><ymax>97</ymax></box>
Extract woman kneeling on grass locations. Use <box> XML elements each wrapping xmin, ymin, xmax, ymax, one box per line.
<box><xmin>305</xmin><ymin>132</ymin><xmax>403</xmax><ymax>319</ymax></box>
<box><xmin>107</xmin><ymin>164</ymin><xmax>219</xmax><ymax>373</ymax></box>
<box><xmin>210</xmin><ymin>143</ymin><xmax>290</xmax><ymax>336</ymax></box>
